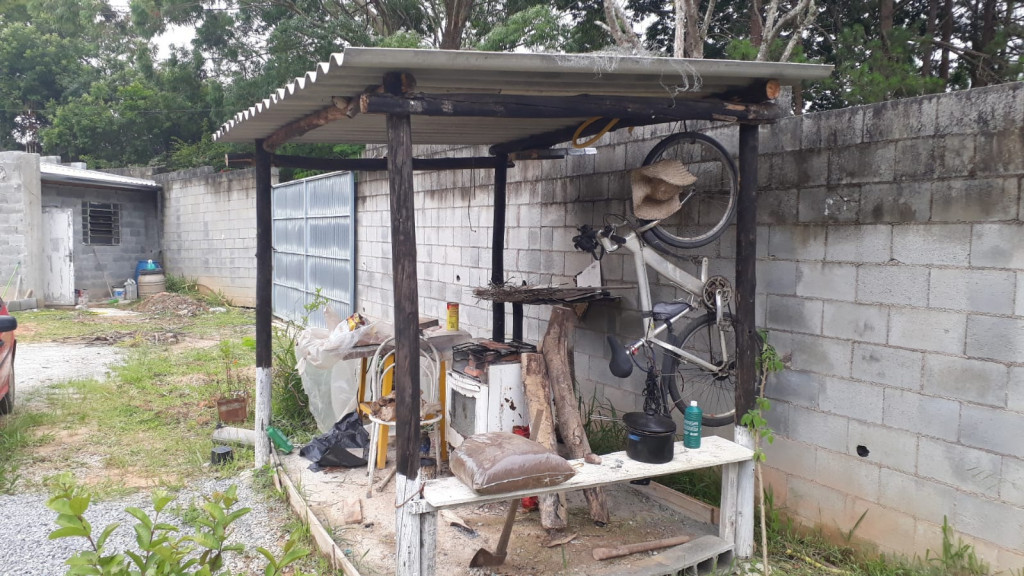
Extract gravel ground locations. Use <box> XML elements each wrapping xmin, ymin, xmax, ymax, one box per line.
<box><xmin>0</xmin><ymin>343</ymin><xmax>294</xmax><ymax>575</ymax></box>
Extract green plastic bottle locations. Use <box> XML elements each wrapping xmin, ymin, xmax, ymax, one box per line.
<box><xmin>683</xmin><ymin>401</ymin><xmax>702</xmax><ymax>449</ymax></box>
<box><xmin>266</xmin><ymin>426</ymin><xmax>293</xmax><ymax>453</ymax></box>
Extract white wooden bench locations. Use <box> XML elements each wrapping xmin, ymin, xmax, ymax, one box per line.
<box><xmin>406</xmin><ymin>435</ymin><xmax>755</xmax><ymax>576</ymax></box>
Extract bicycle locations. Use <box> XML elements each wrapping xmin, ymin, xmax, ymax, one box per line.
<box><xmin>572</xmin><ymin>132</ymin><xmax>759</xmax><ymax>427</ymax></box>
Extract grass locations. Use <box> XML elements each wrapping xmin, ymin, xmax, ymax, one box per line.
<box><xmin>10</xmin><ymin>305</ymin><xmax>254</xmax><ymax>344</ymax></box>
<box><xmin>0</xmin><ymin>410</ymin><xmax>53</xmax><ymax>493</ymax></box>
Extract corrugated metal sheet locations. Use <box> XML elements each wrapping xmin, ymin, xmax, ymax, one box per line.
<box><xmin>214</xmin><ymin>48</ymin><xmax>834</xmax><ymax>146</ymax></box>
<box><xmin>40</xmin><ymin>163</ymin><xmax>160</xmax><ymax>191</ymax></box>
<box><xmin>272</xmin><ymin>171</ymin><xmax>356</xmax><ymax>327</ymax></box>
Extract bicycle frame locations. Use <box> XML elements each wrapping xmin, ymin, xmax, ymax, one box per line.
<box><xmin>600</xmin><ymin>226</ymin><xmax>731</xmax><ymax>374</ymax></box>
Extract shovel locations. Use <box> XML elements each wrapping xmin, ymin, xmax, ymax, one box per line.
<box><xmin>469</xmin><ymin>500</ymin><xmax>518</xmax><ymax>567</ymax></box>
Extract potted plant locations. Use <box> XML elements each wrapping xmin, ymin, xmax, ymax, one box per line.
<box><xmin>215</xmin><ymin>339</ymin><xmax>249</xmax><ymax>423</ymax></box>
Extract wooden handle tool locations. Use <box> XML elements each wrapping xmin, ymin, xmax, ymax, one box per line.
<box><xmin>592</xmin><ymin>534</ymin><xmax>692</xmax><ymax>561</ymax></box>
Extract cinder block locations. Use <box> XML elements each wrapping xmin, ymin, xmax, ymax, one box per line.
<box><xmin>960</xmin><ymin>404</ymin><xmax>1024</xmax><ymax>458</ymax></box>
<box><xmin>757</xmin><ymin>260</ymin><xmax>797</xmax><ymax>295</ymax></box>
<box><xmin>788</xmin><ymin>333</ymin><xmax>852</xmax><ymax>377</ymax></box>
<box><xmin>815</xmin><ymin>449</ymin><xmax>880</xmax><ymax>501</ymax></box>
<box><xmin>931</xmin><ymin>178</ymin><xmax>1019</xmax><ymax>222</ymax></box>
<box><xmin>894</xmin><ymin>138</ymin><xmax>937</xmax><ymax>181</ymax></box>
<box><xmin>929</xmin><ymin>268</ymin><xmax>1015</xmax><ymax>314</ymax></box>
<box><xmin>787</xmin><ymin>404</ymin><xmax>849</xmax><ymax>453</ymax></box>
<box><xmin>853</xmin><ymin>343</ymin><xmax>923</xmax><ymax>390</ymax></box>
<box><xmin>763</xmin><ymin>397</ymin><xmax>790</xmax><ymax>437</ymax></box>
<box><xmin>859</xmin><ymin>182</ymin><xmax>932</xmax><ymax>223</ymax></box>
<box><xmin>966</xmin><ymin>315</ymin><xmax>1024</xmax><ymax>363</ymax></box>
<box><xmin>1000</xmin><ymin>456</ymin><xmax>1024</xmax><ymax>508</ymax></box>
<box><xmin>825</xmin><ymin>225</ymin><xmax>892</xmax><ymax>263</ymax></box>
<box><xmin>846</xmin><ymin>500</ymin><xmax>918</xmax><ymax>556</ymax></box>
<box><xmin>767</xmin><ymin>295</ymin><xmax>822</xmax><ymax>334</ymax></box>
<box><xmin>767</xmin><ymin>370</ymin><xmax>820</xmax><ymax>409</ymax></box>
<box><xmin>795</xmin><ymin>262</ymin><xmax>857</xmax><ymax>301</ymax></box>
<box><xmin>935</xmin><ymin>82</ymin><xmax>1024</xmax><ymax>136</ymax></box>
<box><xmin>849</xmin><ymin>422</ymin><xmax>918</xmax><ymax>475</ymax></box>
<box><xmin>891</xmin><ymin>224</ymin><xmax>971</xmax><ymax>266</ymax></box>
<box><xmin>856</xmin><ymin>265</ymin><xmax>930</xmax><ymax>306</ymax></box>
<box><xmin>786</xmin><ymin>476</ymin><xmax>848</xmax><ymax>526</ymax></box>
<box><xmin>862</xmin><ymin>96</ymin><xmax>938</xmax><ymax>142</ymax></box>
<box><xmin>798</xmin><ymin>187</ymin><xmax>859</xmax><ymax>223</ymax></box>
<box><xmin>1011</xmin><ymin>367</ymin><xmax>1024</xmax><ymax>412</ymax></box>
<box><xmin>1017</xmin><ymin>273</ymin><xmax>1024</xmax><ymax>317</ymax></box>
<box><xmin>889</xmin><ymin>308</ymin><xmax>966</xmax><ymax>354</ymax></box>
<box><xmin>923</xmin><ymin>354</ymin><xmax>1007</xmax><ymax>407</ymax></box>
<box><xmin>971</xmin><ymin>223</ymin><xmax>1024</xmax><ymax>269</ymax></box>
<box><xmin>767</xmin><ymin>225</ymin><xmax>826</xmax><ymax>260</ymax></box>
<box><xmin>828</xmin><ymin>142</ymin><xmax>896</xmax><ymax>185</ymax></box>
<box><xmin>819</xmin><ymin>377</ymin><xmax>884</xmax><ymax>423</ymax></box>
<box><xmin>803</xmin><ymin>107</ymin><xmax>864</xmax><ymax>149</ymax></box>
<box><xmin>758</xmin><ymin>188</ymin><xmax>799</xmax><ymax>224</ymax></box>
<box><xmin>953</xmin><ymin>491</ymin><xmax>1024</xmax><ymax>551</ymax></box>
<box><xmin>879</xmin><ymin>469</ymin><xmax>956</xmax><ymax>525</ymax></box>
<box><xmin>918</xmin><ymin>438</ymin><xmax>1002</xmax><ymax>495</ymax></box>
<box><xmin>997</xmin><ymin>548</ymin><xmax>1024</xmax><ymax>575</ymax></box>
<box><xmin>975</xmin><ymin>128</ymin><xmax>1024</xmax><ymax>175</ymax></box>
<box><xmin>762</xmin><ymin>436</ymin><xmax>817</xmax><ymax>480</ymax></box>
<box><xmin>822</xmin><ymin>301</ymin><xmax>888</xmax><ymax>344</ymax></box>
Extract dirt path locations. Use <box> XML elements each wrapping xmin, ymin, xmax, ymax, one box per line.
<box><xmin>17</xmin><ymin>343</ymin><xmax>125</xmax><ymax>395</ymax></box>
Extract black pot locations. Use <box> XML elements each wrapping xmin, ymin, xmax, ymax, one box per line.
<box><xmin>623</xmin><ymin>412</ymin><xmax>677</xmax><ymax>464</ymax></box>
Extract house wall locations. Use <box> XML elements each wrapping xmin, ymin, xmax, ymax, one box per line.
<box><xmin>0</xmin><ymin>152</ymin><xmax>44</xmax><ymax>301</ymax></box>
<box><xmin>40</xmin><ymin>184</ymin><xmax>160</xmax><ymax>297</ymax></box>
<box><xmin>157</xmin><ymin>167</ymin><xmax>268</xmax><ymax>307</ymax></box>
<box><xmin>354</xmin><ymin>82</ymin><xmax>1024</xmax><ymax>570</ymax></box>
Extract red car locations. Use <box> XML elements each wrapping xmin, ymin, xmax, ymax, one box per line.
<box><xmin>0</xmin><ymin>297</ymin><xmax>16</xmax><ymax>414</ymax></box>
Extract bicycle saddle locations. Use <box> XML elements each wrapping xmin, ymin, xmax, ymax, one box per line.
<box><xmin>651</xmin><ymin>301</ymin><xmax>690</xmax><ymax>321</ymax></box>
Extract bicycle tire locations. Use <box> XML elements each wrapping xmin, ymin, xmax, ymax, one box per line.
<box><xmin>637</xmin><ymin>132</ymin><xmax>739</xmax><ymax>252</ymax></box>
<box><xmin>661</xmin><ymin>313</ymin><xmax>762</xmax><ymax>427</ymax></box>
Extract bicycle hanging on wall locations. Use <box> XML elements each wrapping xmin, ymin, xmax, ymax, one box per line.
<box><xmin>573</xmin><ymin>132</ymin><xmax>761</xmax><ymax>427</ymax></box>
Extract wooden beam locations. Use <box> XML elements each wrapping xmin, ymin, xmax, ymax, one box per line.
<box><xmin>361</xmin><ymin>92</ymin><xmax>783</xmax><ymax>123</ymax></box>
<box><xmin>262</xmin><ymin>97</ymin><xmax>356</xmax><ymax>153</ymax></box>
<box><xmin>711</xmin><ymin>79</ymin><xmax>782</xmax><ymax>103</ymax></box>
<box><xmin>267</xmin><ymin>153</ymin><xmax>510</xmax><ymax>172</ymax></box>
<box><xmin>491</xmin><ymin>153</ymin><xmax>508</xmax><ymax>342</ymax></box>
<box><xmin>253</xmin><ymin>139</ymin><xmax>273</xmax><ymax>468</ymax></box>
<box><xmin>735</xmin><ymin>123</ymin><xmax>758</xmax><ymax>424</ymax></box>
<box><xmin>489</xmin><ymin>116</ymin><xmax>672</xmax><ymax>156</ymax></box>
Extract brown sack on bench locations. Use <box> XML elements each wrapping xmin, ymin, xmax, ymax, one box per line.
<box><xmin>450</xmin><ymin>432</ymin><xmax>576</xmax><ymax>495</ymax></box>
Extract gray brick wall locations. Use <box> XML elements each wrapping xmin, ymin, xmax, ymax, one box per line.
<box><xmin>0</xmin><ymin>152</ymin><xmax>43</xmax><ymax>300</ymax></box>
<box><xmin>351</xmin><ymin>83</ymin><xmax>1024</xmax><ymax>569</ymax></box>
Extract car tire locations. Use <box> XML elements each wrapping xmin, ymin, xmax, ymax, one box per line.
<box><xmin>0</xmin><ymin>366</ymin><xmax>13</xmax><ymax>415</ymax></box>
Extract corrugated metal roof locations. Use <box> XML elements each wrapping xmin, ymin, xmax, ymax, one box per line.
<box><xmin>214</xmin><ymin>48</ymin><xmax>833</xmax><ymax>146</ymax></box>
<box><xmin>41</xmin><ymin>162</ymin><xmax>161</xmax><ymax>191</ymax></box>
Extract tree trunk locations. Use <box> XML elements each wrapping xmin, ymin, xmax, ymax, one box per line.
<box><xmin>750</xmin><ymin>0</ymin><xmax>763</xmax><ymax>50</ymax></box>
<box><xmin>923</xmin><ymin>0</ymin><xmax>939</xmax><ymax>77</ymax></box>
<box><xmin>440</xmin><ymin>0</ymin><xmax>474</xmax><ymax>49</ymax></box>
<box><xmin>541</xmin><ymin>307</ymin><xmax>610</xmax><ymax>525</ymax></box>
<box><xmin>522</xmin><ymin>353</ymin><xmax>569</xmax><ymax>530</ymax></box>
<box><xmin>880</xmin><ymin>0</ymin><xmax>894</xmax><ymax>53</ymax></box>
<box><xmin>940</xmin><ymin>0</ymin><xmax>953</xmax><ymax>81</ymax></box>
<box><xmin>674</xmin><ymin>0</ymin><xmax>702</xmax><ymax>57</ymax></box>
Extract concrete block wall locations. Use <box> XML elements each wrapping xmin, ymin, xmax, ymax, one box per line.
<box><xmin>0</xmin><ymin>152</ymin><xmax>43</xmax><ymax>300</ymax></box>
<box><xmin>157</xmin><ymin>167</ymin><xmax>266</xmax><ymax>307</ymax></box>
<box><xmin>354</xmin><ymin>81</ymin><xmax>1024</xmax><ymax>570</ymax></box>
<box><xmin>41</xmin><ymin>184</ymin><xmax>160</xmax><ymax>296</ymax></box>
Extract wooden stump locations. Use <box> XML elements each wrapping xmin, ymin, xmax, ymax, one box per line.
<box><xmin>541</xmin><ymin>306</ymin><xmax>610</xmax><ymax>525</ymax></box>
<box><xmin>522</xmin><ymin>353</ymin><xmax>568</xmax><ymax>530</ymax></box>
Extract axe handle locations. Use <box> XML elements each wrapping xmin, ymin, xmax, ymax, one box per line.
<box><xmin>592</xmin><ymin>534</ymin><xmax>692</xmax><ymax>561</ymax></box>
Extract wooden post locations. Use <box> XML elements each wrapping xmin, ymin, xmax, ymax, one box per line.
<box><xmin>491</xmin><ymin>153</ymin><xmax>508</xmax><ymax>342</ymax></box>
<box><xmin>253</xmin><ymin>139</ymin><xmax>273</xmax><ymax>468</ymax></box>
<box><xmin>522</xmin><ymin>353</ymin><xmax>568</xmax><ymax>530</ymax></box>
<box><xmin>734</xmin><ymin>123</ymin><xmax>759</xmax><ymax>558</ymax></box>
<box><xmin>542</xmin><ymin>307</ymin><xmax>610</xmax><ymax>525</ymax></box>
<box><xmin>386</xmin><ymin>112</ymin><xmax>430</xmax><ymax>575</ymax></box>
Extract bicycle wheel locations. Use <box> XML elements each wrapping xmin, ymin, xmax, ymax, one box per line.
<box><xmin>661</xmin><ymin>313</ymin><xmax>762</xmax><ymax>427</ymax></box>
<box><xmin>638</xmin><ymin>132</ymin><xmax>739</xmax><ymax>251</ymax></box>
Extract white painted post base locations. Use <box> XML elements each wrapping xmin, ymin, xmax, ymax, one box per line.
<box><xmin>254</xmin><ymin>367</ymin><xmax>272</xmax><ymax>468</ymax></box>
<box><xmin>396</xmin><ymin>473</ymin><xmax>437</xmax><ymax>576</ymax></box>
<box><xmin>733</xmin><ymin>425</ymin><xmax>756</xmax><ymax>558</ymax></box>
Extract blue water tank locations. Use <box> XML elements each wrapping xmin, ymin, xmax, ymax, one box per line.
<box><xmin>135</xmin><ymin>259</ymin><xmax>163</xmax><ymax>282</ymax></box>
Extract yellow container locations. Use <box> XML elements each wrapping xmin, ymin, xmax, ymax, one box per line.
<box><xmin>446</xmin><ymin>302</ymin><xmax>459</xmax><ymax>331</ymax></box>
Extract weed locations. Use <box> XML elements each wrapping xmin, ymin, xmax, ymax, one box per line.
<box><xmin>164</xmin><ymin>273</ymin><xmax>200</xmax><ymax>295</ymax></box>
<box><xmin>0</xmin><ymin>409</ymin><xmax>50</xmax><ymax>492</ymax></box>
<box><xmin>580</xmin><ymin>391</ymin><xmax>627</xmax><ymax>455</ymax></box>
<box><xmin>924</xmin><ymin>516</ymin><xmax>989</xmax><ymax>576</ymax></box>
<box><xmin>841</xmin><ymin>509</ymin><xmax>869</xmax><ymax>543</ymax></box>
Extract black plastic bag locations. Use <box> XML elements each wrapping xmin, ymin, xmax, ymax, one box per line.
<box><xmin>299</xmin><ymin>412</ymin><xmax>370</xmax><ymax>471</ymax></box>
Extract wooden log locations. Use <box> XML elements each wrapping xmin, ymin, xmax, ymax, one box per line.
<box><xmin>541</xmin><ymin>306</ymin><xmax>610</xmax><ymax>525</ymax></box>
<box><xmin>265</xmin><ymin>154</ymin><xmax>510</xmax><ymax>172</ymax></box>
<box><xmin>592</xmin><ymin>534</ymin><xmax>693</xmax><ymax>561</ymax></box>
<box><xmin>253</xmin><ymin>139</ymin><xmax>273</xmax><ymax>468</ymax></box>
<box><xmin>711</xmin><ymin>79</ymin><xmax>782</xmax><ymax>103</ymax></box>
<box><xmin>262</xmin><ymin>97</ymin><xmax>355</xmax><ymax>152</ymax></box>
<box><xmin>522</xmin><ymin>353</ymin><xmax>568</xmax><ymax>530</ymax></box>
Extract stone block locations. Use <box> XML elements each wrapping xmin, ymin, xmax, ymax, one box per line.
<box><xmin>934</xmin><ymin>133</ymin><xmax>977</xmax><ymax>177</ymax></box>
<box><xmin>923</xmin><ymin>354</ymin><xmax>1008</xmax><ymax>407</ymax></box>
<box><xmin>966</xmin><ymin>315</ymin><xmax>1024</xmax><ymax>363</ymax></box>
<box><xmin>787</xmin><ymin>404</ymin><xmax>849</xmax><ymax>453</ymax></box>
<box><xmin>762</xmin><ymin>436</ymin><xmax>817</xmax><ymax>480</ymax></box>
<box><xmin>954</xmin><ymin>491</ymin><xmax>1024</xmax><ymax>551</ymax></box>
<box><xmin>970</xmin><ymin>223</ymin><xmax>1024</xmax><ymax>268</ymax></box>
<box><xmin>859</xmin><ymin>182</ymin><xmax>932</xmax><ymax>223</ymax></box>
<box><xmin>891</xmin><ymin>223</ymin><xmax>972</xmax><ymax>266</ymax></box>
<box><xmin>1000</xmin><ymin>456</ymin><xmax>1024</xmax><ymax>507</ymax></box>
<box><xmin>862</xmin><ymin>95</ymin><xmax>939</xmax><ymax>141</ymax></box>
<box><xmin>787</xmin><ymin>476</ymin><xmax>849</xmax><ymax>528</ymax></box>
<box><xmin>919</xmin><ymin>438</ymin><xmax>1002</xmax><ymax>495</ymax></box>
<box><xmin>819</xmin><ymin>377</ymin><xmax>884</xmax><ymax>423</ymax></box>
<box><xmin>822</xmin><ymin>301</ymin><xmax>888</xmax><ymax>344</ymax></box>
<box><xmin>1017</xmin><ymin>274</ymin><xmax>1024</xmax><ymax>317</ymax></box>
<box><xmin>931</xmin><ymin>178</ymin><xmax>1019</xmax><ymax>222</ymax></box>
<box><xmin>935</xmin><ymin>82</ymin><xmax>1024</xmax><ymax>135</ymax></box>
<box><xmin>802</xmin><ymin>107</ymin><xmax>864</xmax><ymax>149</ymax></box>
<box><xmin>828</xmin><ymin>142</ymin><xmax>896</xmax><ymax>185</ymax></box>
<box><xmin>849</xmin><ymin>421</ymin><xmax>918</xmax><ymax>475</ymax></box>
<box><xmin>878</xmin><ymin>469</ymin><xmax>956</xmax><ymax>525</ymax></box>
<box><xmin>825</xmin><ymin>224</ymin><xmax>892</xmax><ymax>263</ymax></box>
<box><xmin>856</xmin><ymin>265</ymin><xmax>930</xmax><ymax>306</ymax></box>
<box><xmin>889</xmin><ymin>308</ymin><xmax>966</xmax><ymax>354</ymax></box>
<box><xmin>767</xmin><ymin>370</ymin><xmax>820</xmax><ymax>409</ymax></box>
<box><xmin>767</xmin><ymin>295</ymin><xmax>823</xmax><ymax>334</ymax></box>
<box><xmin>894</xmin><ymin>138</ymin><xmax>937</xmax><ymax>181</ymax></box>
<box><xmin>853</xmin><ymin>343</ymin><xmax>923</xmax><ymax>390</ymax></box>
<box><xmin>788</xmin><ymin>333</ymin><xmax>853</xmax><ymax>377</ymax></box>
<box><xmin>929</xmin><ymin>268</ymin><xmax>1015</xmax><ymax>314</ymax></box>
<box><xmin>798</xmin><ymin>187</ymin><xmax>860</xmax><ymax>223</ymax></box>
<box><xmin>1011</xmin><ymin>367</ymin><xmax>1024</xmax><ymax>412</ymax></box>
<box><xmin>847</xmin><ymin>500</ymin><xmax>918</xmax><ymax>556</ymax></box>
<box><xmin>757</xmin><ymin>259</ymin><xmax>797</xmax><ymax>295</ymax></box>
<box><xmin>758</xmin><ymin>187</ymin><xmax>799</xmax><ymax>224</ymax></box>
<box><xmin>974</xmin><ymin>128</ymin><xmax>1024</xmax><ymax>176</ymax></box>
<box><xmin>767</xmin><ymin>225</ymin><xmax>826</xmax><ymax>260</ymax></box>
<box><xmin>795</xmin><ymin>262</ymin><xmax>857</xmax><ymax>301</ymax></box>
<box><xmin>815</xmin><ymin>449</ymin><xmax>880</xmax><ymax>501</ymax></box>
<box><xmin>960</xmin><ymin>404</ymin><xmax>1024</xmax><ymax>458</ymax></box>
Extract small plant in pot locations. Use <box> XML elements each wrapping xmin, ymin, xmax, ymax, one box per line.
<box><xmin>215</xmin><ymin>339</ymin><xmax>250</xmax><ymax>424</ymax></box>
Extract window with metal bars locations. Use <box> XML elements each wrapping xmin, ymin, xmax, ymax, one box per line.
<box><xmin>81</xmin><ymin>202</ymin><xmax>121</xmax><ymax>246</ymax></box>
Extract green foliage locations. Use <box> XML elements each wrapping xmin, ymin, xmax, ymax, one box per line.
<box><xmin>47</xmin><ymin>479</ymin><xmax>309</xmax><ymax>575</ymax></box>
<box><xmin>167</xmin><ymin>130</ymin><xmax>238</xmax><ymax>172</ymax></box>
<box><xmin>476</xmin><ymin>4</ymin><xmax>567</xmax><ymax>52</ymax></box>
<box><xmin>924</xmin><ymin>516</ymin><xmax>989</xmax><ymax>576</ymax></box>
<box><xmin>164</xmin><ymin>273</ymin><xmax>201</xmax><ymax>296</ymax></box>
<box><xmin>0</xmin><ymin>410</ymin><xmax>51</xmax><ymax>493</ymax></box>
